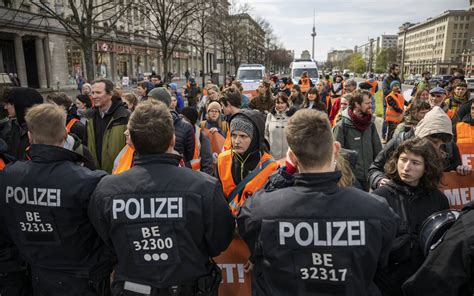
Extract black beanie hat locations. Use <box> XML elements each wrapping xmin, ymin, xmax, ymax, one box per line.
<box><xmin>76</xmin><ymin>94</ymin><xmax>92</xmax><ymax>108</ymax></box>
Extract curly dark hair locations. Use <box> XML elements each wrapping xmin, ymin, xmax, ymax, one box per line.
<box><xmin>384</xmin><ymin>137</ymin><xmax>443</xmax><ymax>191</ymax></box>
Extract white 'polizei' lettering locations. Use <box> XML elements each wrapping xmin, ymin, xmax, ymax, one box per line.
<box><xmin>279</xmin><ymin>221</ymin><xmax>366</xmax><ymax>247</ymax></box>
<box><xmin>5</xmin><ymin>186</ymin><xmax>61</xmax><ymax>207</ymax></box>
<box><xmin>112</xmin><ymin>197</ymin><xmax>183</xmax><ymax>220</ymax></box>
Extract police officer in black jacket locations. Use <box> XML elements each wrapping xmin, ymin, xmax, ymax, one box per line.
<box><xmin>0</xmin><ymin>103</ymin><xmax>112</xmax><ymax>296</ymax></box>
<box><xmin>238</xmin><ymin>109</ymin><xmax>399</xmax><ymax>296</ymax></box>
<box><xmin>88</xmin><ymin>101</ymin><xmax>234</xmax><ymax>296</ymax></box>
<box><xmin>403</xmin><ymin>201</ymin><xmax>474</xmax><ymax>295</ymax></box>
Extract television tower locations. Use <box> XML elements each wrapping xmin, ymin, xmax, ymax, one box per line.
<box><xmin>311</xmin><ymin>9</ymin><xmax>317</xmax><ymax>60</ymax></box>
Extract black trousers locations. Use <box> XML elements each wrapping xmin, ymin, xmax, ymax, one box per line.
<box><xmin>31</xmin><ymin>271</ymin><xmax>111</xmax><ymax>296</ymax></box>
<box><xmin>0</xmin><ymin>270</ymin><xmax>32</xmax><ymax>296</ymax></box>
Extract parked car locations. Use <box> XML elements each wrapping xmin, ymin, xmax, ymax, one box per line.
<box><xmin>437</xmin><ymin>75</ymin><xmax>453</xmax><ymax>84</ymax></box>
<box><xmin>404</xmin><ymin>75</ymin><xmax>417</xmax><ymax>85</ymax></box>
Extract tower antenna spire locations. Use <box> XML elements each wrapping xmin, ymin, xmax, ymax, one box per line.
<box><xmin>311</xmin><ymin>9</ymin><xmax>317</xmax><ymax>60</ymax></box>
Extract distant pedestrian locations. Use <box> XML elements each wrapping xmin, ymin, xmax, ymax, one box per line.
<box><xmin>249</xmin><ymin>80</ymin><xmax>274</xmax><ymax>114</ymax></box>
<box><xmin>382</xmin><ymin>64</ymin><xmax>401</xmax><ymax>143</ymax></box>
<box><xmin>0</xmin><ymin>87</ymin><xmax>43</xmax><ymax>160</ymax></box>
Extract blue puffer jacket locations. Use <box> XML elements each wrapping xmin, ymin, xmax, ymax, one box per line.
<box><xmin>171</xmin><ymin>110</ymin><xmax>195</xmax><ymax>165</ymax></box>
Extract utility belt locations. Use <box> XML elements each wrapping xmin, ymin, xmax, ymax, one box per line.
<box><xmin>116</xmin><ymin>264</ymin><xmax>221</xmax><ymax>296</ymax></box>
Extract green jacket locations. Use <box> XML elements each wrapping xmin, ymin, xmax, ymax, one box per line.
<box><xmin>333</xmin><ymin>109</ymin><xmax>382</xmax><ymax>183</ymax></box>
<box><xmin>86</xmin><ymin>103</ymin><xmax>129</xmax><ymax>173</ymax></box>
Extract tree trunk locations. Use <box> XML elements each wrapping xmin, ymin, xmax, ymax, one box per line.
<box><xmin>162</xmin><ymin>43</ymin><xmax>170</xmax><ymax>83</ymax></box>
<box><xmin>201</xmin><ymin>48</ymin><xmax>205</xmax><ymax>88</ymax></box>
<box><xmin>223</xmin><ymin>51</ymin><xmax>227</xmax><ymax>81</ymax></box>
<box><xmin>163</xmin><ymin>56</ymin><xmax>170</xmax><ymax>83</ymax></box>
<box><xmin>82</xmin><ymin>42</ymin><xmax>95</xmax><ymax>82</ymax></box>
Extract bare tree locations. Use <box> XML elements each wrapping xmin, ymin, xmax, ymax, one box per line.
<box><xmin>212</xmin><ymin>0</ymin><xmax>249</xmax><ymax>76</ymax></box>
<box><xmin>189</xmin><ymin>0</ymin><xmax>214</xmax><ymax>87</ymax></box>
<box><xmin>31</xmin><ymin>0</ymin><xmax>132</xmax><ymax>81</ymax></box>
<box><xmin>268</xmin><ymin>48</ymin><xmax>293</xmax><ymax>73</ymax></box>
<box><xmin>256</xmin><ymin>16</ymin><xmax>278</xmax><ymax>69</ymax></box>
<box><xmin>141</xmin><ymin>0</ymin><xmax>202</xmax><ymax>82</ymax></box>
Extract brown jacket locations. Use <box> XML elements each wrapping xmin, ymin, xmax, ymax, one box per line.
<box><xmin>249</xmin><ymin>95</ymin><xmax>275</xmax><ymax>113</ymax></box>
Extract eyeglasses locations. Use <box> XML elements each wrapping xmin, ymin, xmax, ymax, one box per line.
<box><xmin>208</xmin><ymin>109</ymin><xmax>220</xmax><ymax>113</ymax></box>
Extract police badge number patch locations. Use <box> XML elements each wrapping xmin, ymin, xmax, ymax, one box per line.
<box><xmin>126</xmin><ymin>223</ymin><xmax>181</xmax><ymax>266</ymax></box>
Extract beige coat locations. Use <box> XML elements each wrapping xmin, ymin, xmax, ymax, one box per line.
<box><xmin>265</xmin><ymin>109</ymin><xmax>289</xmax><ymax>160</ymax></box>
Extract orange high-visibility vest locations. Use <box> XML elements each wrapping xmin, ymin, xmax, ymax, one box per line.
<box><xmin>223</xmin><ymin>130</ymin><xmax>232</xmax><ymax>151</ymax></box>
<box><xmin>112</xmin><ymin>145</ymin><xmax>135</xmax><ymax>174</ymax></box>
<box><xmin>384</xmin><ymin>91</ymin><xmax>405</xmax><ymax>123</ymax></box>
<box><xmin>366</xmin><ymin>80</ymin><xmax>378</xmax><ymax>95</ymax></box>
<box><xmin>66</xmin><ymin>118</ymin><xmax>80</xmax><ymax>133</ymax></box>
<box><xmin>191</xmin><ymin>127</ymin><xmax>201</xmax><ymax>171</ymax></box>
<box><xmin>217</xmin><ymin>150</ymin><xmax>278</xmax><ymax>216</ymax></box>
<box><xmin>456</xmin><ymin>122</ymin><xmax>474</xmax><ymax>144</ymax></box>
<box><xmin>0</xmin><ymin>158</ymin><xmax>5</xmax><ymax>170</ymax></box>
<box><xmin>300</xmin><ymin>77</ymin><xmax>311</xmax><ymax>93</ymax></box>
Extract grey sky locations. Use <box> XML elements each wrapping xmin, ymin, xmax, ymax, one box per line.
<box><xmin>241</xmin><ymin>0</ymin><xmax>470</xmax><ymax>61</ymax></box>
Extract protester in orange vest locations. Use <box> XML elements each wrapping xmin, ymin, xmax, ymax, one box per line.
<box><xmin>453</xmin><ymin>101</ymin><xmax>474</xmax><ymax>145</ymax></box>
<box><xmin>384</xmin><ymin>81</ymin><xmax>405</xmax><ymax>142</ymax></box>
<box><xmin>200</xmin><ymin>101</ymin><xmax>228</xmax><ymax>165</ymax></box>
<box><xmin>297</xmin><ymin>71</ymin><xmax>314</xmax><ymax>94</ymax></box>
<box><xmin>217</xmin><ymin>109</ymin><xmax>279</xmax><ymax>217</ymax></box>
<box><xmin>47</xmin><ymin>92</ymin><xmax>86</xmax><ymax>143</ymax></box>
<box><xmin>365</xmin><ymin>73</ymin><xmax>379</xmax><ymax>95</ymax></box>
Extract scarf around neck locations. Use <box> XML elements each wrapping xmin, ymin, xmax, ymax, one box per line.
<box><xmin>348</xmin><ymin>108</ymin><xmax>372</xmax><ymax>131</ymax></box>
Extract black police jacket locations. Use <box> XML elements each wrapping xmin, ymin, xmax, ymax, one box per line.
<box><xmin>88</xmin><ymin>153</ymin><xmax>234</xmax><ymax>289</ymax></box>
<box><xmin>402</xmin><ymin>202</ymin><xmax>474</xmax><ymax>296</ymax></box>
<box><xmin>0</xmin><ymin>144</ymin><xmax>111</xmax><ymax>277</ymax></box>
<box><xmin>238</xmin><ymin>171</ymin><xmax>399</xmax><ymax>296</ymax></box>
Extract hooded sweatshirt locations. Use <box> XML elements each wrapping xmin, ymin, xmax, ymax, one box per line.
<box><xmin>5</xmin><ymin>87</ymin><xmax>43</xmax><ymax>160</ymax></box>
<box><xmin>414</xmin><ymin>106</ymin><xmax>453</xmax><ymax>139</ymax></box>
<box><xmin>218</xmin><ymin>110</ymin><xmax>268</xmax><ymax>185</ymax></box>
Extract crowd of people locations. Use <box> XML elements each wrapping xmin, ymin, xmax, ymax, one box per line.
<box><xmin>0</xmin><ymin>64</ymin><xmax>473</xmax><ymax>295</ymax></box>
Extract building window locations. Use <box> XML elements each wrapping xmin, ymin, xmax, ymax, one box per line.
<box><xmin>454</xmin><ymin>24</ymin><xmax>458</xmax><ymax>29</ymax></box>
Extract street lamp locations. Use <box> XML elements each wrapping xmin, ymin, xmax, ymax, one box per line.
<box><xmin>400</xmin><ymin>22</ymin><xmax>411</xmax><ymax>82</ymax></box>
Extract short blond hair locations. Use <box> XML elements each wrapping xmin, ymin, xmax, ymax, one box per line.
<box><xmin>25</xmin><ymin>104</ymin><xmax>66</xmax><ymax>145</ymax></box>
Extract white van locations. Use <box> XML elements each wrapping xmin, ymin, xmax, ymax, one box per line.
<box><xmin>236</xmin><ymin>64</ymin><xmax>265</xmax><ymax>99</ymax></box>
<box><xmin>290</xmin><ymin>59</ymin><xmax>319</xmax><ymax>85</ymax></box>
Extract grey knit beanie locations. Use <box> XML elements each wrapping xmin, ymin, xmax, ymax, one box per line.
<box><xmin>148</xmin><ymin>87</ymin><xmax>171</xmax><ymax>107</ymax></box>
<box><xmin>230</xmin><ymin>115</ymin><xmax>254</xmax><ymax>138</ymax></box>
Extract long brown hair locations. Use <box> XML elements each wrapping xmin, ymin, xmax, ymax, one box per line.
<box><xmin>303</xmin><ymin>87</ymin><xmax>321</xmax><ymax>108</ymax></box>
<box><xmin>336</xmin><ymin>154</ymin><xmax>355</xmax><ymax>187</ymax></box>
<box><xmin>384</xmin><ymin>137</ymin><xmax>443</xmax><ymax>191</ymax></box>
